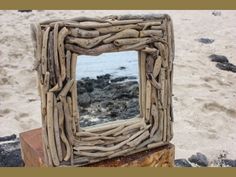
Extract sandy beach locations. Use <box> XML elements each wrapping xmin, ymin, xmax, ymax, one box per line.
<box><xmin>0</xmin><ymin>10</ymin><xmax>236</xmax><ymax>163</ymax></box>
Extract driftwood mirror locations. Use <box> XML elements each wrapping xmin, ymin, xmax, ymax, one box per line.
<box><xmin>31</xmin><ymin>14</ymin><xmax>174</xmax><ymax>167</ymax></box>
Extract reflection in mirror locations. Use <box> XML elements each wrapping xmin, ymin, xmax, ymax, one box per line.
<box><xmin>76</xmin><ymin>51</ymin><xmax>140</xmax><ymax>127</ymax></box>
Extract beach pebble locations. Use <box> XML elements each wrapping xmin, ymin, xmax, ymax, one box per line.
<box><xmin>220</xmin><ymin>159</ymin><xmax>236</xmax><ymax>167</ymax></box>
<box><xmin>188</xmin><ymin>152</ymin><xmax>209</xmax><ymax>167</ymax></box>
<box><xmin>197</xmin><ymin>38</ymin><xmax>214</xmax><ymax>44</ymax></box>
<box><xmin>216</xmin><ymin>62</ymin><xmax>236</xmax><ymax>73</ymax></box>
<box><xmin>209</xmin><ymin>54</ymin><xmax>229</xmax><ymax>63</ymax></box>
<box><xmin>118</xmin><ymin>66</ymin><xmax>126</xmax><ymax>70</ymax></box>
<box><xmin>212</xmin><ymin>11</ymin><xmax>221</xmax><ymax>16</ymax></box>
<box><xmin>174</xmin><ymin>159</ymin><xmax>192</xmax><ymax>167</ymax></box>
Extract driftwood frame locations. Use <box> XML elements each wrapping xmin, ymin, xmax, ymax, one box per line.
<box><xmin>31</xmin><ymin>14</ymin><xmax>174</xmax><ymax>167</ymax></box>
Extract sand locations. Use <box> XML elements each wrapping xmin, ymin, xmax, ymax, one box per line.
<box><xmin>0</xmin><ymin>10</ymin><xmax>236</xmax><ymax>162</ymax></box>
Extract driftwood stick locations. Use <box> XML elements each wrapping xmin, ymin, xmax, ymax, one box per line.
<box><xmin>103</xmin><ymin>29</ymin><xmax>139</xmax><ymax>44</ymax></box>
<box><xmin>155</xmin><ymin>42</ymin><xmax>168</xmax><ymax>68</ymax></box>
<box><xmin>145</xmin><ymin>80</ymin><xmax>152</xmax><ymax>123</ymax></box>
<box><xmin>65</xmin><ymin>43</ymin><xmax>118</xmax><ymax>56</ymax></box>
<box><xmin>150</xmin><ymin>104</ymin><xmax>159</xmax><ymax>137</ymax></box>
<box><xmin>47</xmin><ymin>31</ymin><xmax>56</xmax><ymax>86</ymax></box>
<box><xmin>96</xmin><ymin>24</ymin><xmax>142</xmax><ymax>34</ymax></box>
<box><xmin>53</xmin><ymin>96</ymin><xmax>63</xmax><ymax>162</ymax></box>
<box><xmin>108</xmin><ymin>147</ymin><xmax>135</xmax><ymax>159</ymax></box>
<box><xmin>147</xmin><ymin>142</ymin><xmax>167</xmax><ymax>149</ymax></box>
<box><xmin>62</xmin><ymin>99</ymin><xmax>74</xmax><ymax>144</ymax></box>
<box><xmin>140</xmin><ymin>52</ymin><xmax>146</xmax><ymax>118</ymax></box>
<box><xmin>58</xmin><ymin>27</ymin><xmax>69</xmax><ymax>81</ymax></box>
<box><xmin>70</xmin><ymin>16</ymin><xmax>107</xmax><ymax>23</ymax></box>
<box><xmin>53</xmin><ymin>23</ymin><xmax>62</xmax><ymax>88</ymax></box>
<box><xmin>66</xmin><ymin>34</ymin><xmax>111</xmax><ymax>49</ymax></box>
<box><xmin>69</xmin><ymin>28</ymin><xmax>99</xmax><ymax>38</ymax></box>
<box><xmin>41</xmin><ymin>27</ymin><xmax>50</xmax><ymax>74</ymax></box>
<box><xmin>82</xmin><ymin>118</ymin><xmax>141</xmax><ymax>133</ymax></box>
<box><xmin>140</xmin><ymin>30</ymin><xmax>163</xmax><ymax>37</ymax></box>
<box><xmin>74</xmin><ymin>151</ymin><xmax>115</xmax><ymax>158</ymax></box>
<box><xmin>46</xmin><ymin>92</ymin><xmax>60</xmax><ymax>166</ymax></box>
<box><xmin>70</xmin><ymin>53</ymin><xmax>79</xmax><ymax>132</ymax></box>
<box><xmin>114</xmin><ymin>37</ymin><xmax>150</xmax><ymax>46</ymax></box>
<box><xmin>138</xmin><ymin>21</ymin><xmax>162</xmax><ymax>30</ymax></box>
<box><xmin>153</xmin><ymin>56</ymin><xmax>162</xmax><ymax>77</ymax></box>
<box><xmin>127</xmin><ymin>130</ymin><xmax>150</xmax><ymax>147</ymax></box>
<box><xmin>57</xmin><ymin>102</ymin><xmax>71</xmax><ymax>161</ymax></box>
<box><xmin>113</xmin><ymin>121</ymin><xmax>146</xmax><ymax>136</ymax></box>
<box><xmin>58</xmin><ymin>79</ymin><xmax>74</xmax><ymax>99</ymax></box>
<box><xmin>66</xmin><ymin>50</ymin><xmax>71</xmax><ymax>80</ymax></box>
<box><xmin>100</xmin><ymin>125</ymin><xmax>125</xmax><ymax>136</ymax></box>
<box><xmin>52</xmin><ymin>21</ymin><xmax>111</xmax><ymax>29</ymax></box>
<box><xmin>108</xmin><ymin>19</ymin><xmax>143</xmax><ymax>25</ymax></box>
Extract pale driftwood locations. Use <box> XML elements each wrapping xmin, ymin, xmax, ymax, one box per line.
<box><xmin>65</xmin><ymin>43</ymin><xmax>118</xmax><ymax>56</ymax></box>
<box><xmin>153</xmin><ymin>56</ymin><xmax>162</xmax><ymax>77</ymax></box>
<box><xmin>148</xmin><ymin>73</ymin><xmax>161</xmax><ymax>90</ymax></box>
<box><xmin>66</xmin><ymin>34</ymin><xmax>111</xmax><ymax>49</ymax></box>
<box><xmin>74</xmin><ymin>139</ymin><xmax>105</xmax><ymax>146</ymax></box>
<box><xmin>146</xmin><ymin>55</ymin><xmax>154</xmax><ymax>73</ymax></box>
<box><xmin>127</xmin><ymin>131</ymin><xmax>150</xmax><ymax>147</ymax></box>
<box><xmin>155</xmin><ymin>42</ymin><xmax>168</xmax><ymax>68</ymax></box>
<box><xmin>41</xmin><ymin>27</ymin><xmax>50</xmax><ymax>74</ymax></box>
<box><xmin>140</xmin><ymin>30</ymin><xmax>163</xmax><ymax>37</ymax></box>
<box><xmin>57</xmin><ymin>102</ymin><xmax>71</xmax><ymax>161</ymax></box>
<box><xmin>147</xmin><ymin>141</ymin><xmax>167</xmax><ymax>149</ymax></box>
<box><xmin>74</xmin><ymin>150</ymin><xmax>115</xmax><ymax>158</ymax></box>
<box><xmin>108</xmin><ymin>147</ymin><xmax>135</xmax><ymax>159</ymax></box>
<box><xmin>118</xmin><ymin>36</ymin><xmax>164</xmax><ymax>51</ymax></box>
<box><xmin>113</xmin><ymin>121</ymin><xmax>146</xmax><ymax>136</ymax></box>
<box><xmin>63</xmin><ymin>99</ymin><xmax>74</xmax><ymax>144</ymax></box>
<box><xmin>145</xmin><ymin>80</ymin><xmax>152</xmax><ymax>123</ymax></box>
<box><xmin>48</xmin><ymin>31</ymin><xmax>56</xmax><ymax>86</ymax></box>
<box><xmin>46</xmin><ymin>92</ymin><xmax>60</xmax><ymax>166</ymax></box>
<box><xmin>103</xmin><ymin>29</ymin><xmax>139</xmax><ymax>44</ymax></box>
<box><xmin>140</xmin><ymin>52</ymin><xmax>146</xmax><ymax>118</ymax></box>
<box><xmin>70</xmin><ymin>28</ymin><xmax>99</xmax><ymax>38</ymax></box>
<box><xmin>96</xmin><ymin>24</ymin><xmax>142</xmax><ymax>34</ymax></box>
<box><xmin>51</xmin><ymin>21</ymin><xmax>111</xmax><ymax>29</ymax></box>
<box><xmin>150</xmin><ymin>104</ymin><xmax>159</xmax><ymax>137</ymax></box>
<box><xmin>114</xmin><ymin>37</ymin><xmax>150</xmax><ymax>46</ymax></box>
<box><xmin>58</xmin><ymin>27</ymin><xmax>69</xmax><ymax>81</ymax></box>
<box><xmin>100</xmin><ymin>125</ymin><xmax>125</xmax><ymax>136</ymax></box>
<box><xmin>66</xmin><ymin>50</ymin><xmax>71</xmax><ymax>80</ymax></box>
<box><xmin>138</xmin><ymin>21</ymin><xmax>162</xmax><ymax>30</ymax></box>
<box><xmin>70</xmin><ymin>16</ymin><xmax>106</xmax><ymax>23</ymax></box>
<box><xmin>53</xmin><ymin>23</ymin><xmax>62</xmax><ymax>89</ymax></box>
<box><xmin>53</xmin><ymin>96</ymin><xmax>63</xmax><ymax>162</ymax></box>
<box><xmin>70</xmin><ymin>53</ymin><xmax>79</xmax><ymax>132</ymax></box>
<box><xmin>58</xmin><ymin>79</ymin><xmax>74</xmax><ymax>99</ymax></box>
<box><xmin>151</xmin><ymin>25</ymin><xmax>165</xmax><ymax>30</ymax></box>
<box><xmin>108</xmin><ymin>19</ymin><xmax>143</xmax><ymax>25</ymax></box>
<box><xmin>82</xmin><ymin>118</ymin><xmax>141</xmax><ymax>133</ymax></box>
<box><xmin>142</xmin><ymin>47</ymin><xmax>158</xmax><ymax>55</ymax></box>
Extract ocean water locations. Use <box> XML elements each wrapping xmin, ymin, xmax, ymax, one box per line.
<box><xmin>76</xmin><ymin>51</ymin><xmax>139</xmax><ymax>80</ymax></box>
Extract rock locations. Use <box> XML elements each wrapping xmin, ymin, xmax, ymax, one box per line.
<box><xmin>0</xmin><ymin>134</ymin><xmax>17</xmax><ymax>142</ymax></box>
<box><xmin>97</xmin><ymin>74</ymin><xmax>111</xmax><ymax>80</ymax></box>
<box><xmin>127</xmin><ymin>76</ymin><xmax>137</xmax><ymax>80</ymax></box>
<box><xmin>212</xmin><ymin>11</ymin><xmax>221</xmax><ymax>16</ymax></box>
<box><xmin>118</xmin><ymin>66</ymin><xmax>126</xmax><ymax>70</ymax></box>
<box><xmin>78</xmin><ymin>92</ymin><xmax>91</xmax><ymax>107</ymax></box>
<box><xmin>0</xmin><ymin>140</ymin><xmax>24</xmax><ymax>167</ymax></box>
<box><xmin>209</xmin><ymin>54</ymin><xmax>229</xmax><ymax>63</ymax></box>
<box><xmin>17</xmin><ymin>10</ymin><xmax>32</xmax><ymax>13</ymax></box>
<box><xmin>216</xmin><ymin>62</ymin><xmax>236</xmax><ymax>73</ymax></box>
<box><xmin>111</xmin><ymin>76</ymin><xmax>128</xmax><ymax>83</ymax></box>
<box><xmin>197</xmin><ymin>38</ymin><xmax>214</xmax><ymax>44</ymax></box>
<box><xmin>220</xmin><ymin>159</ymin><xmax>236</xmax><ymax>167</ymax></box>
<box><xmin>174</xmin><ymin>159</ymin><xmax>192</xmax><ymax>167</ymax></box>
<box><xmin>188</xmin><ymin>152</ymin><xmax>209</xmax><ymax>167</ymax></box>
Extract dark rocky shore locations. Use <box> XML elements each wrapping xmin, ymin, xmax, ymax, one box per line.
<box><xmin>77</xmin><ymin>74</ymin><xmax>140</xmax><ymax>127</ymax></box>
